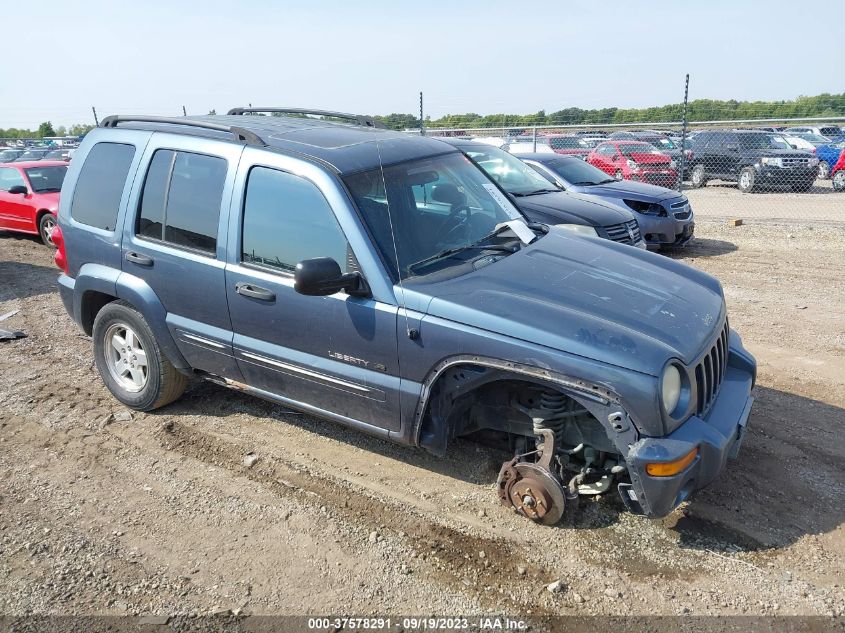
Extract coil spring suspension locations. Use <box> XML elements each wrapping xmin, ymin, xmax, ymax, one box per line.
<box><xmin>532</xmin><ymin>391</ymin><xmax>578</xmax><ymax>450</ymax></box>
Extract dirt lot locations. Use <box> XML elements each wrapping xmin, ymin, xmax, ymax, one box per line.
<box><xmin>0</xmin><ymin>219</ymin><xmax>843</xmax><ymax>620</ymax></box>
<box><xmin>686</xmin><ymin>178</ymin><xmax>844</xmax><ymax>224</ymax></box>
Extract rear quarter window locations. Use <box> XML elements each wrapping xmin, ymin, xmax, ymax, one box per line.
<box><xmin>70</xmin><ymin>142</ymin><xmax>136</xmax><ymax>231</ymax></box>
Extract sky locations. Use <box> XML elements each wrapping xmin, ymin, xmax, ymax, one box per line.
<box><xmin>1</xmin><ymin>0</ymin><xmax>838</xmax><ymax>129</ymax></box>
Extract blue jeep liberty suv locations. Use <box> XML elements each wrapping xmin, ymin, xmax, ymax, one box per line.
<box><xmin>53</xmin><ymin>108</ymin><xmax>756</xmax><ymax>524</ymax></box>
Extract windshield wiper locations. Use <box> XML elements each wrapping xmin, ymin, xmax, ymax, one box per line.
<box><xmin>512</xmin><ymin>188</ymin><xmax>559</xmax><ymax>197</ymax></box>
<box><xmin>408</xmin><ymin>244</ymin><xmax>515</xmax><ymax>273</ymax></box>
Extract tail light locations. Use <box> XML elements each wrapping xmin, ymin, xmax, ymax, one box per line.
<box><xmin>52</xmin><ymin>224</ymin><xmax>68</xmax><ymax>273</ymax></box>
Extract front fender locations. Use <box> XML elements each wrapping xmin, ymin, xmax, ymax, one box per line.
<box><xmin>412</xmin><ymin>354</ymin><xmax>640</xmax><ymax>458</ymax></box>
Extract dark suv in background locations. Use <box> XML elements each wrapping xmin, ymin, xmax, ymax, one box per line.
<box><xmin>688</xmin><ymin>130</ymin><xmax>819</xmax><ymax>193</ymax></box>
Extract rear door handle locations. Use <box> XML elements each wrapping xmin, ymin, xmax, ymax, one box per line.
<box><xmin>125</xmin><ymin>251</ymin><xmax>154</xmax><ymax>266</ymax></box>
<box><xmin>235</xmin><ymin>282</ymin><xmax>275</xmax><ymax>302</ymax></box>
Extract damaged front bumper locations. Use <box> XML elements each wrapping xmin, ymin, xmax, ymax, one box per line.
<box><xmin>618</xmin><ymin>348</ymin><xmax>756</xmax><ymax>518</ymax></box>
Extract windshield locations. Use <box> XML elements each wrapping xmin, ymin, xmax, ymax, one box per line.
<box><xmin>618</xmin><ymin>143</ymin><xmax>660</xmax><ymax>155</ymax></box>
<box><xmin>641</xmin><ymin>137</ymin><xmax>676</xmax><ymax>149</ymax></box>
<box><xmin>344</xmin><ymin>152</ymin><xmax>525</xmax><ymax>280</ymax></box>
<box><xmin>797</xmin><ymin>133</ymin><xmax>829</xmax><ymax>143</ymax></box>
<box><xmin>15</xmin><ymin>150</ymin><xmax>48</xmax><ymax>161</ymax></box>
<box><xmin>547</xmin><ymin>136</ymin><xmax>590</xmax><ymax>150</ymax></box>
<box><xmin>24</xmin><ymin>165</ymin><xmax>67</xmax><ymax>192</ymax></box>
<box><xmin>540</xmin><ymin>158</ymin><xmax>615</xmax><ymax>185</ymax></box>
<box><xmin>461</xmin><ymin>145</ymin><xmax>559</xmax><ymax>195</ymax></box>
<box><xmin>738</xmin><ymin>134</ymin><xmax>792</xmax><ymax>150</ymax></box>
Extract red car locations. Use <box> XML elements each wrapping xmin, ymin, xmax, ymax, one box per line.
<box><xmin>832</xmin><ymin>150</ymin><xmax>845</xmax><ymax>192</ymax></box>
<box><xmin>543</xmin><ymin>134</ymin><xmax>598</xmax><ymax>159</ymax></box>
<box><xmin>587</xmin><ymin>141</ymin><xmax>678</xmax><ymax>187</ymax></box>
<box><xmin>0</xmin><ymin>161</ymin><xmax>68</xmax><ymax>246</ymax></box>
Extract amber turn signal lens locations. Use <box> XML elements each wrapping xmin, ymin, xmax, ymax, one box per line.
<box><xmin>645</xmin><ymin>447</ymin><xmax>698</xmax><ymax>477</ymax></box>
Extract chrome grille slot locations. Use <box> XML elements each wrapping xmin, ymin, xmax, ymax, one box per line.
<box><xmin>602</xmin><ymin>219</ymin><xmax>642</xmax><ymax>245</ymax></box>
<box><xmin>782</xmin><ymin>156</ymin><xmax>809</xmax><ymax>168</ymax></box>
<box><xmin>694</xmin><ymin>319</ymin><xmax>730</xmax><ymax>416</ymax></box>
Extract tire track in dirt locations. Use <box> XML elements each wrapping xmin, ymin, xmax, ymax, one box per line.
<box><xmin>153</xmin><ymin>419</ymin><xmax>566</xmax><ymax>614</ymax></box>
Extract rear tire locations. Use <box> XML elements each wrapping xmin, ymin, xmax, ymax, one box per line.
<box><xmin>833</xmin><ymin>170</ymin><xmax>845</xmax><ymax>191</ymax></box>
<box><xmin>38</xmin><ymin>213</ymin><xmax>57</xmax><ymax>247</ymax></box>
<box><xmin>690</xmin><ymin>164</ymin><xmax>706</xmax><ymax>188</ymax></box>
<box><xmin>738</xmin><ymin>167</ymin><xmax>756</xmax><ymax>193</ymax></box>
<box><xmin>92</xmin><ymin>300</ymin><xmax>188</xmax><ymax>411</ymax></box>
<box><xmin>817</xmin><ymin>160</ymin><xmax>830</xmax><ymax>180</ymax></box>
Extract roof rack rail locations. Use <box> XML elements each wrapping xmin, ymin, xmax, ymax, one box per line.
<box><xmin>226</xmin><ymin>107</ymin><xmax>387</xmax><ymax>129</ymax></box>
<box><xmin>99</xmin><ymin>115</ymin><xmax>267</xmax><ymax>147</ymax></box>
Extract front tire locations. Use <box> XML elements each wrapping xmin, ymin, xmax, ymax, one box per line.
<box><xmin>817</xmin><ymin>160</ymin><xmax>830</xmax><ymax>180</ymax></box>
<box><xmin>614</xmin><ymin>169</ymin><xmax>624</xmax><ymax>180</ymax></box>
<box><xmin>92</xmin><ymin>301</ymin><xmax>188</xmax><ymax>411</ymax></box>
<box><xmin>833</xmin><ymin>170</ymin><xmax>845</xmax><ymax>191</ymax></box>
<box><xmin>738</xmin><ymin>167</ymin><xmax>756</xmax><ymax>193</ymax></box>
<box><xmin>38</xmin><ymin>213</ymin><xmax>57</xmax><ymax>247</ymax></box>
<box><xmin>690</xmin><ymin>164</ymin><xmax>706</xmax><ymax>188</ymax></box>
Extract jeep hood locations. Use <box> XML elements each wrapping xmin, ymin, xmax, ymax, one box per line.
<box><xmin>410</xmin><ymin>230</ymin><xmax>724</xmax><ymax>376</ymax></box>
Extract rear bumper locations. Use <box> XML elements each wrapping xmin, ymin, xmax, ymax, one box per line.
<box><xmin>58</xmin><ymin>273</ymin><xmax>76</xmax><ymax>325</ymax></box>
<box><xmin>618</xmin><ymin>340</ymin><xmax>756</xmax><ymax>518</ymax></box>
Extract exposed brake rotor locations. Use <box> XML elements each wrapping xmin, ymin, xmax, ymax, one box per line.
<box><xmin>496</xmin><ymin>429</ymin><xmax>566</xmax><ymax>526</ymax></box>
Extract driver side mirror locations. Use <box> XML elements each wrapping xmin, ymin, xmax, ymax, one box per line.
<box><xmin>294</xmin><ymin>257</ymin><xmax>370</xmax><ymax>298</ymax></box>
<box><xmin>8</xmin><ymin>185</ymin><xmax>28</xmax><ymax>195</ymax></box>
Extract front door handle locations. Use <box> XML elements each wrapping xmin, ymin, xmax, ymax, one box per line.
<box><xmin>125</xmin><ymin>251</ymin><xmax>154</xmax><ymax>266</ymax></box>
<box><xmin>235</xmin><ymin>282</ymin><xmax>275</xmax><ymax>302</ymax></box>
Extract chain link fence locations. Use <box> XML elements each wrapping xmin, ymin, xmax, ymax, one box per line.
<box><xmin>420</xmin><ymin>112</ymin><xmax>845</xmax><ymax>226</ymax></box>
<box><xmin>3</xmin><ymin>93</ymin><xmax>844</xmax><ymax>227</ymax></box>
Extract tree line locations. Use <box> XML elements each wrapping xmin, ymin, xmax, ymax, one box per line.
<box><xmin>373</xmin><ymin>92</ymin><xmax>845</xmax><ymax>130</ymax></box>
<box><xmin>0</xmin><ymin>121</ymin><xmax>95</xmax><ymax>139</ymax></box>
<box><xmin>3</xmin><ymin>93</ymin><xmax>843</xmax><ymax>137</ymax></box>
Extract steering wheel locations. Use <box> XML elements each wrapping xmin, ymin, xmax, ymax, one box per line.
<box><xmin>436</xmin><ymin>204</ymin><xmax>472</xmax><ymax>245</ymax></box>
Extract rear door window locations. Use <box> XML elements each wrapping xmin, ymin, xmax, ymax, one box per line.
<box><xmin>137</xmin><ymin>149</ymin><xmax>227</xmax><ymax>255</ymax></box>
<box><xmin>70</xmin><ymin>142</ymin><xmax>136</xmax><ymax>231</ymax></box>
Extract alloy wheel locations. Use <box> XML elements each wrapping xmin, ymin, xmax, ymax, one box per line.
<box><xmin>103</xmin><ymin>322</ymin><xmax>148</xmax><ymax>393</ymax></box>
<box><xmin>41</xmin><ymin>216</ymin><xmax>56</xmax><ymax>246</ymax></box>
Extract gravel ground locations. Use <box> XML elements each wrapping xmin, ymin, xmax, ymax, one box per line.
<box><xmin>0</xmin><ymin>220</ymin><xmax>843</xmax><ymax>620</ymax></box>
<box><xmin>685</xmin><ymin>178</ymin><xmax>843</xmax><ymax>224</ymax></box>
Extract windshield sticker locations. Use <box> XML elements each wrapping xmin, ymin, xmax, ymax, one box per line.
<box><xmin>495</xmin><ymin>220</ymin><xmax>536</xmax><ymax>245</ymax></box>
<box><xmin>482</xmin><ymin>183</ymin><xmax>512</xmax><ymax>211</ymax></box>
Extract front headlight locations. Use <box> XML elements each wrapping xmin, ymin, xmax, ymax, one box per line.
<box><xmin>626</xmin><ymin>158</ymin><xmax>640</xmax><ymax>171</ymax></box>
<box><xmin>661</xmin><ymin>364</ymin><xmax>682</xmax><ymax>416</ymax></box>
<box><xmin>556</xmin><ymin>224</ymin><xmax>598</xmax><ymax>236</ymax></box>
<box><xmin>761</xmin><ymin>157</ymin><xmax>784</xmax><ymax>168</ymax></box>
